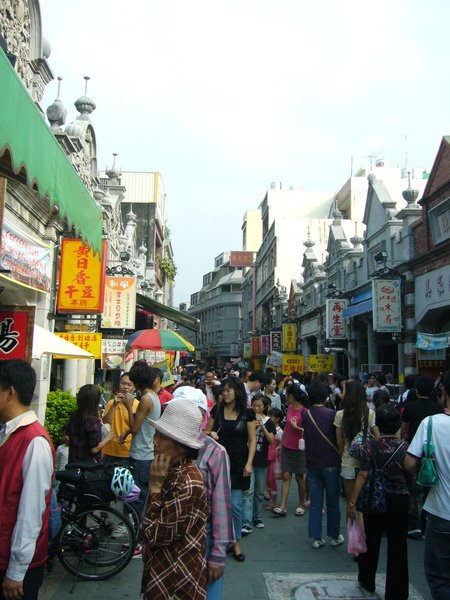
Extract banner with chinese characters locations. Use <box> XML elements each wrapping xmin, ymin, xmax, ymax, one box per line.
<box><xmin>0</xmin><ymin>306</ymin><xmax>34</xmax><ymax>362</ymax></box>
<box><xmin>270</xmin><ymin>331</ymin><xmax>282</xmax><ymax>353</ymax></box>
<box><xmin>55</xmin><ymin>332</ymin><xmax>102</xmax><ymax>359</ymax></box>
<box><xmin>416</xmin><ymin>332</ymin><xmax>450</xmax><ymax>350</ymax></box>
<box><xmin>372</xmin><ymin>279</ymin><xmax>402</xmax><ymax>333</ymax></box>
<box><xmin>251</xmin><ymin>336</ymin><xmax>261</xmax><ymax>356</ymax></box>
<box><xmin>101</xmin><ymin>276</ymin><xmax>136</xmax><ymax>329</ymax></box>
<box><xmin>326</xmin><ymin>299</ymin><xmax>348</xmax><ymax>339</ymax></box>
<box><xmin>102</xmin><ymin>338</ymin><xmax>127</xmax><ymax>370</ymax></box>
<box><xmin>306</xmin><ymin>354</ymin><xmax>335</xmax><ymax>373</ymax></box>
<box><xmin>57</xmin><ymin>239</ymin><xmax>107</xmax><ymax>313</ymax></box>
<box><xmin>243</xmin><ymin>343</ymin><xmax>252</xmax><ymax>359</ymax></box>
<box><xmin>282</xmin><ymin>323</ymin><xmax>297</xmax><ymax>352</ymax></box>
<box><xmin>1</xmin><ymin>220</ymin><xmax>52</xmax><ymax>293</ymax></box>
<box><xmin>281</xmin><ymin>354</ymin><xmax>304</xmax><ymax>375</ymax></box>
<box><xmin>261</xmin><ymin>335</ymin><xmax>270</xmax><ymax>355</ymax></box>
<box><xmin>229</xmin><ymin>251</ymin><xmax>254</xmax><ymax>267</ymax></box>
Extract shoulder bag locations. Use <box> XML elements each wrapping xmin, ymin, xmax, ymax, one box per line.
<box><xmin>417</xmin><ymin>417</ymin><xmax>439</xmax><ymax>487</ymax></box>
<box><xmin>356</xmin><ymin>440</ymin><xmax>405</xmax><ymax>514</ymax></box>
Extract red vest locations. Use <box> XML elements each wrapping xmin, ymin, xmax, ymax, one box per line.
<box><xmin>0</xmin><ymin>420</ymin><xmax>55</xmax><ymax>570</ymax></box>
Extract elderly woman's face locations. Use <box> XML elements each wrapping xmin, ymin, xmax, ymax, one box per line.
<box><xmin>153</xmin><ymin>430</ymin><xmax>185</xmax><ymax>463</ymax></box>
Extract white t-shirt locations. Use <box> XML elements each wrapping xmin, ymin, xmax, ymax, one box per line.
<box><xmin>408</xmin><ymin>414</ymin><xmax>450</xmax><ymax>520</ymax></box>
<box><xmin>334</xmin><ymin>409</ymin><xmax>376</xmax><ymax>468</ymax></box>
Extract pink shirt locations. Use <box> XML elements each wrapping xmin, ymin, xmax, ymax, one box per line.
<box><xmin>283</xmin><ymin>405</ymin><xmax>305</xmax><ymax>450</ymax></box>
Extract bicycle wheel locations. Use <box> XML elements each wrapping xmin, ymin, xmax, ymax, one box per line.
<box><xmin>111</xmin><ymin>498</ymin><xmax>141</xmax><ymax>539</ymax></box>
<box><xmin>56</xmin><ymin>505</ymin><xmax>136</xmax><ymax>580</ymax></box>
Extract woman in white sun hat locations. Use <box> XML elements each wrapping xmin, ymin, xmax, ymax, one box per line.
<box><xmin>141</xmin><ymin>399</ymin><xmax>207</xmax><ymax>600</ymax></box>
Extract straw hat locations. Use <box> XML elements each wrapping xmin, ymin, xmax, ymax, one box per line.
<box><xmin>172</xmin><ymin>386</ymin><xmax>208</xmax><ymax>411</ymax></box>
<box><xmin>149</xmin><ymin>398</ymin><xmax>203</xmax><ymax>449</ymax></box>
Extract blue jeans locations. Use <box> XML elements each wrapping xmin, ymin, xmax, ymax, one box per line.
<box><xmin>425</xmin><ymin>513</ymin><xmax>450</xmax><ymax>599</ymax></box>
<box><xmin>129</xmin><ymin>458</ymin><xmax>152</xmax><ymax>519</ymax></box>
<box><xmin>242</xmin><ymin>467</ymin><xmax>267</xmax><ymax>527</ymax></box>
<box><xmin>230</xmin><ymin>489</ymin><xmax>244</xmax><ymax>542</ymax></box>
<box><xmin>206</xmin><ymin>522</ymin><xmax>224</xmax><ymax>600</ymax></box>
<box><xmin>307</xmin><ymin>466</ymin><xmax>341</xmax><ymax>540</ymax></box>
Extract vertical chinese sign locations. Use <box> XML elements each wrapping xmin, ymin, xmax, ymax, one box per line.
<box><xmin>251</xmin><ymin>336</ymin><xmax>261</xmax><ymax>356</ymax></box>
<box><xmin>270</xmin><ymin>331</ymin><xmax>282</xmax><ymax>353</ymax></box>
<box><xmin>243</xmin><ymin>343</ymin><xmax>252</xmax><ymax>359</ymax></box>
<box><xmin>282</xmin><ymin>323</ymin><xmax>297</xmax><ymax>352</ymax></box>
<box><xmin>261</xmin><ymin>335</ymin><xmax>271</xmax><ymax>355</ymax></box>
<box><xmin>101</xmin><ymin>276</ymin><xmax>136</xmax><ymax>329</ymax></box>
<box><xmin>326</xmin><ymin>299</ymin><xmax>348</xmax><ymax>339</ymax></box>
<box><xmin>373</xmin><ymin>279</ymin><xmax>402</xmax><ymax>333</ymax></box>
<box><xmin>0</xmin><ymin>306</ymin><xmax>34</xmax><ymax>362</ymax></box>
<box><xmin>57</xmin><ymin>240</ymin><xmax>107</xmax><ymax>313</ymax></box>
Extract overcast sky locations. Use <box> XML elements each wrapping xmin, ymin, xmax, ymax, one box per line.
<box><xmin>40</xmin><ymin>0</ymin><xmax>450</xmax><ymax>305</ymax></box>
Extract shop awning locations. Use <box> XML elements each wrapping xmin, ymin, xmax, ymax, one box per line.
<box><xmin>136</xmin><ymin>293</ymin><xmax>199</xmax><ymax>332</ymax></box>
<box><xmin>0</xmin><ymin>49</ymin><xmax>102</xmax><ymax>255</ymax></box>
<box><xmin>32</xmin><ymin>325</ymin><xmax>93</xmax><ymax>359</ymax></box>
<box><xmin>343</xmin><ymin>299</ymin><xmax>373</xmax><ymax>318</ymax></box>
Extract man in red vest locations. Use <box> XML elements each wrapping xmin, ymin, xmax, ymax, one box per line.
<box><xmin>0</xmin><ymin>359</ymin><xmax>54</xmax><ymax>600</ymax></box>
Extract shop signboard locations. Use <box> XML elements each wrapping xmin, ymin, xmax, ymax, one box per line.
<box><xmin>281</xmin><ymin>354</ymin><xmax>304</xmax><ymax>375</ymax></box>
<box><xmin>270</xmin><ymin>331</ymin><xmax>282</xmax><ymax>353</ymax></box>
<box><xmin>230</xmin><ymin>251</ymin><xmax>254</xmax><ymax>267</ymax></box>
<box><xmin>57</xmin><ymin>239</ymin><xmax>107</xmax><ymax>313</ymax></box>
<box><xmin>306</xmin><ymin>354</ymin><xmax>335</xmax><ymax>373</ymax></box>
<box><xmin>101</xmin><ymin>338</ymin><xmax>127</xmax><ymax>370</ymax></box>
<box><xmin>101</xmin><ymin>276</ymin><xmax>136</xmax><ymax>329</ymax></box>
<box><xmin>326</xmin><ymin>299</ymin><xmax>348</xmax><ymax>339</ymax></box>
<box><xmin>372</xmin><ymin>279</ymin><xmax>402</xmax><ymax>333</ymax></box>
<box><xmin>282</xmin><ymin>323</ymin><xmax>297</xmax><ymax>352</ymax></box>
<box><xmin>1</xmin><ymin>220</ymin><xmax>52</xmax><ymax>293</ymax></box>
<box><xmin>243</xmin><ymin>343</ymin><xmax>252</xmax><ymax>359</ymax></box>
<box><xmin>55</xmin><ymin>332</ymin><xmax>102</xmax><ymax>359</ymax></box>
<box><xmin>151</xmin><ymin>359</ymin><xmax>175</xmax><ymax>388</ymax></box>
<box><xmin>251</xmin><ymin>336</ymin><xmax>261</xmax><ymax>356</ymax></box>
<box><xmin>261</xmin><ymin>335</ymin><xmax>270</xmax><ymax>355</ymax></box>
<box><xmin>0</xmin><ymin>305</ymin><xmax>34</xmax><ymax>362</ymax></box>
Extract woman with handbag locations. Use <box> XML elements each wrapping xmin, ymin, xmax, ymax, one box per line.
<box><xmin>347</xmin><ymin>404</ymin><xmax>412</xmax><ymax>599</ymax></box>
<box><xmin>334</xmin><ymin>380</ymin><xmax>380</xmax><ymax>500</ymax></box>
<box><xmin>303</xmin><ymin>380</ymin><xmax>344</xmax><ymax>549</ymax></box>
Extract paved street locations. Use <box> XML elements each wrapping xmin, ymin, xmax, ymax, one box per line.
<box><xmin>40</xmin><ymin>487</ymin><xmax>432</xmax><ymax>600</ymax></box>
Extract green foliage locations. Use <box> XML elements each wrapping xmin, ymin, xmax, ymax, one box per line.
<box><xmin>158</xmin><ymin>256</ymin><xmax>177</xmax><ymax>283</ymax></box>
<box><xmin>44</xmin><ymin>389</ymin><xmax>77</xmax><ymax>446</ymax></box>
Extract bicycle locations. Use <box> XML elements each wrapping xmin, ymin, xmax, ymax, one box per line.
<box><xmin>48</xmin><ymin>464</ymin><xmax>137</xmax><ymax>588</ymax></box>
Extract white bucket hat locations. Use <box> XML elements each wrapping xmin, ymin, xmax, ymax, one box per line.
<box><xmin>149</xmin><ymin>398</ymin><xmax>203</xmax><ymax>449</ymax></box>
<box><xmin>172</xmin><ymin>386</ymin><xmax>208</xmax><ymax>411</ymax></box>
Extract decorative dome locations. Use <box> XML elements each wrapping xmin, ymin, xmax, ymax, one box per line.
<box><xmin>46</xmin><ymin>77</ymin><xmax>67</xmax><ymax>131</ymax></box>
<box><xmin>402</xmin><ymin>186</ymin><xmax>419</xmax><ymax>206</ymax></box>
<box><xmin>42</xmin><ymin>37</ymin><xmax>51</xmax><ymax>59</ymax></box>
<box><xmin>74</xmin><ymin>76</ymin><xmax>96</xmax><ymax>121</ymax></box>
<box><xmin>65</xmin><ymin>121</ymin><xmax>84</xmax><ymax>138</ymax></box>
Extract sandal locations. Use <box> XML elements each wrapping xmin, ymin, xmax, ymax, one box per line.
<box><xmin>295</xmin><ymin>507</ymin><xmax>305</xmax><ymax>516</ymax></box>
<box><xmin>272</xmin><ymin>507</ymin><xmax>287</xmax><ymax>517</ymax></box>
<box><xmin>266</xmin><ymin>504</ymin><xmax>276</xmax><ymax>511</ymax></box>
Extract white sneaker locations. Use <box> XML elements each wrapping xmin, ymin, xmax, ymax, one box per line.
<box><xmin>312</xmin><ymin>538</ymin><xmax>326</xmax><ymax>549</ymax></box>
<box><xmin>331</xmin><ymin>534</ymin><xmax>344</xmax><ymax>546</ymax></box>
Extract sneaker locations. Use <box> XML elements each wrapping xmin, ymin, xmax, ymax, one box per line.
<box><xmin>253</xmin><ymin>519</ymin><xmax>265</xmax><ymax>529</ymax></box>
<box><xmin>111</xmin><ymin>524</ymin><xmax>128</xmax><ymax>539</ymax></box>
<box><xmin>312</xmin><ymin>538</ymin><xmax>326</xmax><ymax>549</ymax></box>
<box><xmin>132</xmin><ymin>544</ymin><xmax>142</xmax><ymax>558</ymax></box>
<box><xmin>331</xmin><ymin>534</ymin><xmax>344</xmax><ymax>547</ymax></box>
<box><xmin>241</xmin><ymin>525</ymin><xmax>253</xmax><ymax>535</ymax></box>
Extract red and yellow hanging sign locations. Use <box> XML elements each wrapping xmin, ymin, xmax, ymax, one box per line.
<box><xmin>282</xmin><ymin>323</ymin><xmax>297</xmax><ymax>352</ymax></box>
<box><xmin>57</xmin><ymin>240</ymin><xmax>107</xmax><ymax>313</ymax></box>
<box><xmin>55</xmin><ymin>332</ymin><xmax>102</xmax><ymax>359</ymax></box>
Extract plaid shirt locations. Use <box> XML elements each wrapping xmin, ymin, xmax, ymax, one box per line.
<box><xmin>142</xmin><ymin>459</ymin><xmax>207</xmax><ymax>600</ymax></box>
<box><xmin>196</xmin><ymin>433</ymin><xmax>235</xmax><ymax>567</ymax></box>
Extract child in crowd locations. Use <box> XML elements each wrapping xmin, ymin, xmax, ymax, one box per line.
<box><xmin>266</xmin><ymin>407</ymin><xmax>284</xmax><ymax>510</ymax></box>
<box><xmin>56</xmin><ymin>426</ymin><xmax>69</xmax><ymax>471</ymax></box>
<box><xmin>241</xmin><ymin>395</ymin><xmax>276</xmax><ymax>533</ymax></box>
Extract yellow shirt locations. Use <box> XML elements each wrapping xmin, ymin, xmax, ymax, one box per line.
<box><xmin>103</xmin><ymin>398</ymin><xmax>139</xmax><ymax>458</ymax></box>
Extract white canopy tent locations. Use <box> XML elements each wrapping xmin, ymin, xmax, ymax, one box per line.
<box><xmin>32</xmin><ymin>324</ymin><xmax>94</xmax><ymax>359</ymax></box>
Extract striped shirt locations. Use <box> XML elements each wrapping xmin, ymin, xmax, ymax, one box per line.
<box><xmin>142</xmin><ymin>459</ymin><xmax>207</xmax><ymax>600</ymax></box>
<box><xmin>196</xmin><ymin>433</ymin><xmax>235</xmax><ymax>567</ymax></box>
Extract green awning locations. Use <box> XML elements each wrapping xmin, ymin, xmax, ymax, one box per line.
<box><xmin>0</xmin><ymin>49</ymin><xmax>102</xmax><ymax>255</ymax></box>
<box><xmin>136</xmin><ymin>293</ymin><xmax>199</xmax><ymax>332</ymax></box>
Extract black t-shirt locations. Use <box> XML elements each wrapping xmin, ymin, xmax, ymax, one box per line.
<box><xmin>402</xmin><ymin>398</ymin><xmax>444</xmax><ymax>441</ymax></box>
<box><xmin>210</xmin><ymin>405</ymin><xmax>255</xmax><ymax>490</ymax></box>
<box><xmin>254</xmin><ymin>417</ymin><xmax>277</xmax><ymax>468</ymax></box>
